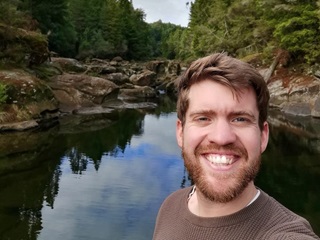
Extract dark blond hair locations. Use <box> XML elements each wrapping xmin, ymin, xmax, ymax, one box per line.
<box><xmin>176</xmin><ymin>53</ymin><xmax>269</xmax><ymax>130</ymax></box>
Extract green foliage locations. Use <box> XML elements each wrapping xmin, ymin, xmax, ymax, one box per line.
<box><xmin>272</xmin><ymin>3</ymin><xmax>320</xmax><ymax>63</ymax></box>
<box><xmin>19</xmin><ymin>0</ymin><xmax>77</xmax><ymax>57</ymax></box>
<box><xmin>0</xmin><ymin>83</ymin><xmax>8</xmax><ymax>105</ymax></box>
<box><xmin>0</xmin><ymin>22</ymin><xmax>49</xmax><ymax>66</ymax></box>
<box><xmin>3</xmin><ymin>0</ymin><xmax>320</xmax><ymax>64</ymax></box>
<box><xmin>167</xmin><ymin>0</ymin><xmax>320</xmax><ymax>64</ymax></box>
<box><xmin>149</xmin><ymin>21</ymin><xmax>183</xmax><ymax>59</ymax></box>
<box><xmin>68</xmin><ymin>0</ymin><xmax>152</xmax><ymax>60</ymax></box>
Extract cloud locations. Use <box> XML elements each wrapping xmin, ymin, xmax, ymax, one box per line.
<box><xmin>132</xmin><ymin>0</ymin><xmax>190</xmax><ymax>27</ymax></box>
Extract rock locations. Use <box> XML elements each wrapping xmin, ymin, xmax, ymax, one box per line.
<box><xmin>118</xmin><ymin>86</ymin><xmax>157</xmax><ymax>100</ymax></box>
<box><xmin>48</xmin><ymin>73</ymin><xmax>119</xmax><ymax>112</ymax></box>
<box><xmin>73</xmin><ymin>106</ymin><xmax>114</xmax><ymax>115</ymax></box>
<box><xmin>51</xmin><ymin>57</ymin><xmax>87</xmax><ymax>73</ymax></box>
<box><xmin>104</xmin><ymin>72</ymin><xmax>130</xmax><ymax>85</ymax></box>
<box><xmin>167</xmin><ymin>61</ymin><xmax>181</xmax><ymax>76</ymax></box>
<box><xmin>112</xmin><ymin>56</ymin><xmax>123</xmax><ymax>62</ymax></box>
<box><xmin>0</xmin><ymin>69</ymin><xmax>59</xmax><ymax>127</ymax></box>
<box><xmin>282</xmin><ymin>102</ymin><xmax>311</xmax><ymax>117</ymax></box>
<box><xmin>146</xmin><ymin>60</ymin><xmax>166</xmax><ymax>75</ymax></box>
<box><xmin>312</xmin><ymin>96</ymin><xmax>320</xmax><ymax>118</ymax></box>
<box><xmin>0</xmin><ymin>120</ymin><xmax>38</xmax><ymax>131</ymax></box>
<box><xmin>130</xmin><ymin>70</ymin><xmax>156</xmax><ymax>86</ymax></box>
<box><xmin>268</xmin><ymin>68</ymin><xmax>320</xmax><ymax>118</ymax></box>
<box><xmin>88</xmin><ymin>65</ymin><xmax>117</xmax><ymax>74</ymax></box>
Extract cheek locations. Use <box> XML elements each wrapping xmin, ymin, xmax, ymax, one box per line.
<box><xmin>183</xmin><ymin>127</ymin><xmax>206</xmax><ymax>149</ymax></box>
<box><xmin>240</xmin><ymin>132</ymin><xmax>263</xmax><ymax>157</ymax></box>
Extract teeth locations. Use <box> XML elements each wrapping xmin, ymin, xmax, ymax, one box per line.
<box><xmin>207</xmin><ymin>155</ymin><xmax>232</xmax><ymax>165</ymax></box>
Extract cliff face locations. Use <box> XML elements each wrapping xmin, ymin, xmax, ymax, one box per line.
<box><xmin>263</xmin><ymin>67</ymin><xmax>320</xmax><ymax>118</ymax></box>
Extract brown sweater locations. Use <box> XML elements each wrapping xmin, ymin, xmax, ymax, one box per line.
<box><xmin>153</xmin><ymin>187</ymin><xmax>319</xmax><ymax>240</ymax></box>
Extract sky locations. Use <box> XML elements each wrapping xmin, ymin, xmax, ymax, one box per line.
<box><xmin>131</xmin><ymin>0</ymin><xmax>191</xmax><ymax>27</ymax></box>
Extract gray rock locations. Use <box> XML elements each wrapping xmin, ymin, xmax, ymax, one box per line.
<box><xmin>48</xmin><ymin>73</ymin><xmax>119</xmax><ymax>112</ymax></box>
<box><xmin>118</xmin><ymin>86</ymin><xmax>157</xmax><ymax>100</ymax></box>
<box><xmin>130</xmin><ymin>70</ymin><xmax>156</xmax><ymax>86</ymax></box>
<box><xmin>0</xmin><ymin>120</ymin><xmax>38</xmax><ymax>131</ymax></box>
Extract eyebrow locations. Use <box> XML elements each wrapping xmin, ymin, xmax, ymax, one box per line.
<box><xmin>189</xmin><ymin>109</ymin><xmax>257</xmax><ymax>119</ymax></box>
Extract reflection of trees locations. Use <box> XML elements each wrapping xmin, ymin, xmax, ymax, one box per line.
<box><xmin>43</xmin><ymin>166</ymin><xmax>62</xmax><ymax>208</ymax></box>
<box><xmin>150</xmin><ymin>95</ymin><xmax>177</xmax><ymax>117</ymax></box>
<box><xmin>0</xmin><ymin>108</ymin><xmax>148</xmax><ymax>239</ymax></box>
<box><xmin>63</xmin><ymin>109</ymin><xmax>147</xmax><ymax>173</ymax></box>
<box><xmin>0</xmin><ymin>129</ymin><xmax>64</xmax><ymax>240</ymax></box>
<box><xmin>66</xmin><ymin>147</ymin><xmax>94</xmax><ymax>174</ymax></box>
<box><xmin>0</xmin><ymin>107</ymin><xmax>152</xmax><ymax>239</ymax></box>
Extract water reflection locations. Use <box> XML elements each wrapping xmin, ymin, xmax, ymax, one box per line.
<box><xmin>0</xmin><ymin>103</ymin><xmax>319</xmax><ymax>239</ymax></box>
<box><xmin>257</xmin><ymin>110</ymin><xmax>320</xmax><ymax>235</ymax></box>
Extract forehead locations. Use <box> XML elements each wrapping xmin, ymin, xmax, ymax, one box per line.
<box><xmin>187</xmin><ymin>80</ymin><xmax>258</xmax><ymax>112</ymax></box>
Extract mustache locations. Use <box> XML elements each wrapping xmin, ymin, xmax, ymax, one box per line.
<box><xmin>194</xmin><ymin>143</ymin><xmax>248</xmax><ymax>158</ymax></box>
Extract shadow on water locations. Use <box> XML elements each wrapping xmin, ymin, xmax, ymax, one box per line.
<box><xmin>0</xmin><ymin>102</ymin><xmax>319</xmax><ymax>239</ymax></box>
<box><xmin>256</xmin><ymin>109</ymin><xmax>320</xmax><ymax>235</ymax></box>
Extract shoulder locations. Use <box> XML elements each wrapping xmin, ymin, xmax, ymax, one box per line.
<box><xmin>155</xmin><ymin>186</ymin><xmax>192</xmax><ymax>220</ymax></box>
<box><xmin>265</xmin><ymin>232</ymin><xmax>320</xmax><ymax>240</ymax></box>
<box><xmin>258</xmin><ymin>191</ymin><xmax>320</xmax><ymax>240</ymax></box>
<box><xmin>159</xmin><ymin>186</ymin><xmax>192</xmax><ymax>210</ymax></box>
<box><xmin>153</xmin><ymin>187</ymin><xmax>192</xmax><ymax>238</ymax></box>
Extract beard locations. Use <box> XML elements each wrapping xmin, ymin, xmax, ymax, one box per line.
<box><xmin>182</xmin><ymin>142</ymin><xmax>261</xmax><ymax>203</ymax></box>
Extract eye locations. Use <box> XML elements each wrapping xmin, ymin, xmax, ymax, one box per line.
<box><xmin>196</xmin><ymin>116</ymin><xmax>210</xmax><ymax>122</ymax></box>
<box><xmin>233</xmin><ymin>117</ymin><xmax>248</xmax><ymax>122</ymax></box>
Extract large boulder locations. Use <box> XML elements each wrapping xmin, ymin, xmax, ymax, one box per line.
<box><xmin>51</xmin><ymin>57</ymin><xmax>87</xmax><ymax>73</ymax></box>
<box><xmin>48</xmin><ymin>73</ymin><xmax>119</xmax><ymax>112</ymax></box>
<box><xmin>268</xmin><ymin>70</ymin><xmax>320</xmax><ymax>118</ymax></box>
<box><xmin>104</xmin><ymin>72</ymin><xmax>130</xmax><ymax>85</ymax></box>
<box><xmin>118</xmin><ymin>86</ymin><xmax>157</xmax><ymax>101</ymax></box>
<box><xmin>129</xmin><ymin>70</ymin><xmax>157</xmax><ymax>86</ymax></box>
<box><xmin>145</xmin><ymin>60</ymin><xmax>181</xmax><ymax>76</ymax></box>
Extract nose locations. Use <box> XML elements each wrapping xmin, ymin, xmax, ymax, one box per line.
<box><xmin>206</xmin><ymin>118</ymin><xmax>236</xmax><ymax>146</ymax></box>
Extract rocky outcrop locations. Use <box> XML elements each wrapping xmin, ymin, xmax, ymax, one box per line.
<box><xmin>51</xmin><ymin>57</ymin><xmax>87</xmax><ymax>73</ymax></box>
<box><xmin>4</xmin><ymin>52</ymin><xmax>320</xmax><ymax>133</ymax></box>
<box><xmin>0</xmin><ymin>69</ymin><xmax>59</xmax><ymax>131</ymax></box>
<box><xmin>48</xmin><ymin>73</ymin><xmax>119</xmax><ymax>112</ymax></box>
<box><xmin>0</xmin><ymin>57</ymin><xmax>182</xmax><ymax>131</ymax></box>
<box><xmin>46</xmin><ymin>58</ymin><xmax>181</xmax><ymax>113</ymax></box>
<box><xmin>265</xmin><ymin>68</ymin><xmax>320</xmax><ymax>118</ymax></box>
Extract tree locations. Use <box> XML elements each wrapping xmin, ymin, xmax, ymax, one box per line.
<box><xmin>270</xmin><ymin>1</ymin><xmax>320</xmax><ymax>63</ymax></box>
<box><xmin>20</xmin><ymin>0</ymin><xmax>77</xmax><ymax>57</ymax></box>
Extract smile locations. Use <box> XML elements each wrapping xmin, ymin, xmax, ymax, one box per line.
<box><xmin>206</xmin><ymin>154</ymin><xmax>234</xmax><ymax>165</ymax></box>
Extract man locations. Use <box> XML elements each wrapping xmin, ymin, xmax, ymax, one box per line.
<box><xmin>153</xmin><ymin>53</ymin><xmax>319</xmax><ymax>240</ymax></box>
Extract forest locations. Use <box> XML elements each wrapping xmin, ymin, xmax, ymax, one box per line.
<box><xmin>1</xmin><ymin>0</ymin><xmax>320</xmax><ymax>66</ymax></box>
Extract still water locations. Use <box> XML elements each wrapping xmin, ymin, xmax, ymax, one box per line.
<box><xmin>0</xmin><ymin>97</ymin><xmax>319</xmax><ymax>239</ymax></box>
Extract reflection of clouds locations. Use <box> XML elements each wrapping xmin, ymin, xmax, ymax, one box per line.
<box><xmin>131</xmin><ymin>113</ymin><xmax>181</xmax><ymax>156</ymax></box>
<box><xmin>39</xmin><ymin>113</ymin><xmax>186</xmax><ymax>240</ymax></box>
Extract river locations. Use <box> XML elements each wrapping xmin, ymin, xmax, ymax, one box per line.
<box><xmin>0</xmin><ymin>96</ymin><xmax>319</xmax><ymax>239</ymax></box>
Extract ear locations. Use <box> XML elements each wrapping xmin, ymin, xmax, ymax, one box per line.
<box><xmin>176</xmin><ymin>119</ymin><xmax>183</xmax><ymax>148</ymax></box>
<box><xmin>260</xmin><ymin>121</ymin><xmax>269</xmax><ymax>153</ymax></box>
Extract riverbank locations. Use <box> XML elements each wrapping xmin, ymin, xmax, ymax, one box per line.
<box><xmin>1</xmin><ymin>55</ymin><xmax>320</xmax><ymax>131</ymax></box>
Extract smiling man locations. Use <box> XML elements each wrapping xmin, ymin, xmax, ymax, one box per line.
<box><xmin>153</xmin><ymin>53</ymin><xmax>319</xmax><ymax>240</ymax></box>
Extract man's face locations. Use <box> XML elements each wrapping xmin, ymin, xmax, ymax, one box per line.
<box><xmin>176</xmin><ymin>80</ymin><xmax>269</xmax><ymax>203</ymax></box>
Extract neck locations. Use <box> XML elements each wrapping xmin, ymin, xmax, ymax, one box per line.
<box><xmin>188</xmin><ymin>182</ymin><xmax>258</xmax><ymax>217</ymax></box>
